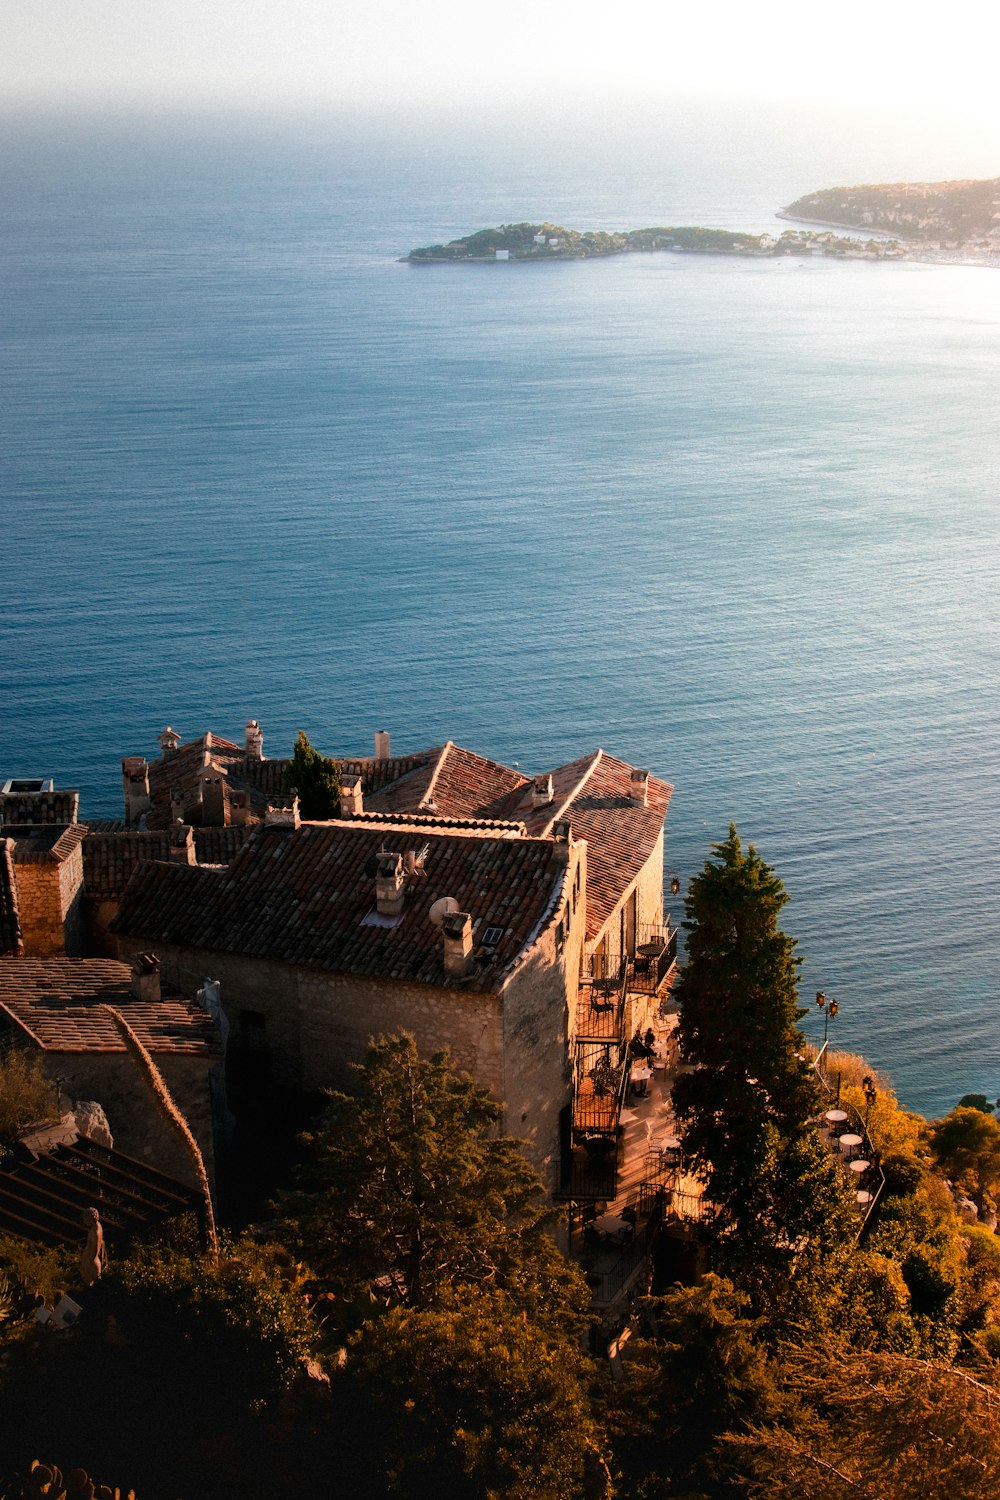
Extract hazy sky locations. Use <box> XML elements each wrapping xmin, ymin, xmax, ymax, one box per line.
<box><xmin>4</xmin><ymin>0</ymin><xmax>1000</xmax><ymax>122</ymax></box>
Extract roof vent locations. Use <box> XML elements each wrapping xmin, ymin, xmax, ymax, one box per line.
<box><xmin>532</xmin><ymin>774</ymin><xmax>554</xmax><ymax>807</ymax></box>
<box><xmin>552</xmin><ymin>819</ymin><xmax>572</xmax><ymax>843</ymax></box>
<box><xmin>629</xmin><ymin>769</ymin><xmax>650</xmax><ymax>807</ymax></box>
<box><xmin>376</xmin><ymin>850</ymin><xmax>406</xmax><ymax>916</ymax></box>
<box><xmin>159</xmin><ymin>727</ymin><xmax>181</xmax><ymax>759</ymax></box>
<box><xmin>245</xmin><ymin>719</ymin><xmax>264</xmax><ymax>760</ymax></box>
<box><xmin>341</xmin><ymin>776</ymin><xmax>364</xmax><ymax>818</ymax></box>
<box><xmin>266</xmin><ymin>793</ymin><xmax>300</xmax><ymax>830</ymax></box>
<box><xmin>442</xmin><ymin>911</ymin><xmax>473</xmax><ymax>976</ymax></box>
<box><xmin>130</xmin><ymin>952</ymin><xmax>161</xmax><ymax>1003</ymax></box>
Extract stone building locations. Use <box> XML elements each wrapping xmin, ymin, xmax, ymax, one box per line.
<box><xmin>110</xmin><ymin>733</ymin><xmax>674</xmax><ymax>1198</ymax></box>
<box><xmin>0</xmin><ymin>956</ymin><xmax>222</xmax><ymax>1192</ymax></box>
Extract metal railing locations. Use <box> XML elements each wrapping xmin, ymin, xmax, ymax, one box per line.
<box><xmin>809</xmin><ymin>1047</ymin><xmax>886</xmax><ymax>1240</ymax></box>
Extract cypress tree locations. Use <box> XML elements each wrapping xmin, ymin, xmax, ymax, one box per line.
<box><xmin>672</xmin><ymin>825</ymin><xmax>852</xmax><ymax>1305</ymax></box>
<box><xmin>283</xmin><ymin>730</ymin><xmax>341</xmax><ymax>819</ymax></box>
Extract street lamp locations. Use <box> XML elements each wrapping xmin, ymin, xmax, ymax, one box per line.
<box><xmin>863</xmin><ymin>1075</ymin><xmax>877</xmax><ymax>1135</ymax></box>
<box><xmin>815</xmin><ymin>991</ymin><xmax>839</xmax><ymax>1046</ymax></box>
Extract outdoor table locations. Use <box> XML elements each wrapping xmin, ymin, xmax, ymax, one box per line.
<box><xmin>856</xmin><ymin>1190</ymin><xmax>873</xmax><ymax>1206</ymax></box>
<box><xmin>661</xmin><ymin>1134</ymin><xmax>681</xmax><ymax>1151</ymax></box>
<box><xmin>838</xmin><ymin>1133</ymin><xmax>864</xmax><ymax>1156</ymax></box>
<box><xmin>593</xmin><ymin>1213</ymin><xmax>629</xmax><ymax>1243</ymax></box>
<box><xmin>849</xmin><ymin>1158</ymin><xmax>871</xmax><ymax>1174</ymax></box>
<box><xmin>824</xmin><ymin>1109</ymin><xmax>848</xmax><ymax>1125</ymax></box>
<box><xmin>637</xmin><ymin>940</ymin><xmax>666</xmax><ymax>958</ymax></box>
<box><xmin>631</xmin><ymin>1066</ymin><xmax>652</xmax><ymax>1096</ymax></box>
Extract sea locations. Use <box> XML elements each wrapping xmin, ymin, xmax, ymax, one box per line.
<box><xmin>2</xmin><ymin>95</ymin><xmax>999</xmax><ymax>1118</ymax></box>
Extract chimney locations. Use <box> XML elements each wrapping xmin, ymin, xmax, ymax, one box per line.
<box><xmin>629</xmin><ymin>769</ymin><xmax>650</xmax><ymax>807</ymax></box>
<box><xmin>245</xmin><ymin>719</ymin><xmax>264</xmax><ymax>760</ymax></box>
<box><xmin>442</xmin><ymin>911</ymin><xmax>474</xmax><ymax>977</ymax></box>
<box><xmin>159</xmin><ymin>727</ymin><xmax>181</xmax><ymax>760</ymax></box>
<box><xmin>375</xmin><ymin>851</ymin><xmax>406</xmax><ymax>916</ymax></box>
<box><xmin>340</xmin><ymin>776</ymin><xmax>364</xmax><ymax>818</ymax></box>
<box><xmin>130</xmin><ymin>952</ymin><xmax>161</xmax><ymax>1003</ymax></box>
<box><xmin>122</xmin><ymin>757</ymin><xmax>151</xmax><ymax>826</ymax></box>
<box><xmin>230</xmin><ymin>789</ymin><xmax>251</xmax><ymax>826</ymax></box>
<box><xmin>201</xmin><ymin>772</ymin><xmax>227</xmax><ymax>828</ymax></box>
<box><xmin>374</xmin><ymin>729</ymin><xmax>391</xmax><ymax>761</ymax></box>
<box><xmin>266</xmin><ymin>793</ymin><xmax>300</xmax><ymax>830</ymax></box>
<box><xmin>532</xmin><ymin>773</ymin><xmax>554</xmax><ymax>807</ymax></box>
<box><xmin>169</xmin><ymin>789</ymin><xmax>186</xmax><ymax>825</ymax></box>
<box><xmin>553</xmin><ymin>819</ymin><xmax>572</xmax><ymax>843</ymax></box>
<box><xmin>169</xmin><ymin>822</ymin><xmax>196</xmax><ymax>864</ymax></box>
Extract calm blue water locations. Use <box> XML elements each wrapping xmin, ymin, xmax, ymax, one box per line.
<box><xmin>2</xmin><ymin>101</ymin><xmax>999</xmax><ymax>1117</ymax></box>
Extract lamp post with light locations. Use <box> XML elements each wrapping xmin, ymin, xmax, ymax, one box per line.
<box><xmin>815</xmin><ymin>991</ymin><xmax>839</xmax><ymax>1047</ymax></box>
<box><xmin>863</xmin><ymin>1075</ymin><xmax>877</xmax><ymax>1135</ymax></box>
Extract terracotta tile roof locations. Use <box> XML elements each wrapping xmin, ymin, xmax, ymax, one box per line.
<box><xmin>363</xmin><ymin>743</ymin><xmax>530</xmax><ymax>819</ymax></box>
<box><xmin>337</xmin><ymin>752</ymin><xmax>438</xmax><ymax>798</ymax></box>
<box><xmin>486</xmin><ymin>750</ymin><xmax>672</xmax><ymax>941</ymax></box>
<box><xmin>5</xmin><ymin>825</ymin><xmax>87</xmax><ymax>866</ymax></box>
<box><xmin>563</xmin><ymin>753</ymin><xmax>671</xmax><ymax>942</ymax></box>
<box><xmin>347</xmin><ymin>812</ymin><xmax>528</xmax><ymax>837</ymax></box>
<box><xmin>0</xmin><ymin>791</ymin><xmax>80</xmax><ymax>826</ymax></box>
<box><xmin>141</xmin><ymin>734</ymin><xmax>246</xmax><ymax>827</ymax></box>
<box><xmin>0</xmin><ymin>959</ymin><xmax>220</xmax><ymax>1056</ymax></box>
<box><xmin>111</xmin><ymin>824</ymin><xmax>568</xmax><ymax>993</ymax></box>
<box><xmin>82</xmin><ymin>827</ymin><xmax>253</xmax><ymax>899</ymax></box>
<box><xmin>0</xmin><ymin>842</ymin><xmax>23</xmax><ymax>957</ymax></box>
<box><xmin>193</xmin><ymin>826</ymin><xmax>254</xmax><ymax>864</ymax></box>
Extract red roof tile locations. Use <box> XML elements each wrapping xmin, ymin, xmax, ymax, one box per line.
<box><xmin>82</xmin><ymin>826</ymin><xmax>252</xmax><ymax>899</ymax></box>
<box><xmin>0</xmin><ymin>959</ymin><xmax>220</xmax><ymax>1056</ymax></box>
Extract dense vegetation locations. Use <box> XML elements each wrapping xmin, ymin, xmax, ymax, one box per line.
<box><xmin>5</xmin><ymin>829</ymin><xmax>1000</xmax><ymax>1497</ymax></box>
<box><xmin>783</xmin><ymin>176</ymin><xmax>1000</xmax><ymax>245</ymax></box>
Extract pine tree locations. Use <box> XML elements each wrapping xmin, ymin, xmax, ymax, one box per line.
<box><xmin>672</xmin><ymin>825</ymin><xmax>852</xmax><ymax>1305</ymax></box>
<box><xmin>283</xmin><ymin>730</ymin><xmax>340</xmax><ymax>819</ymax></box>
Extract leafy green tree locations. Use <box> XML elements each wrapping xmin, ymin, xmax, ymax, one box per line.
<box><xmin>330</xmin><ymin>1293</ymin><xmax>606</xmax><ymax>1500</ymax></box>
<box><xmin>727</xmin><ymin>1342</ymin><xmax>1000</xmax><ymax>1500</ymax></box>
<box><xmin>930</xmin><ymin>1106</ymin><xmax>1000</xmax><ymax>1211</ymax></box>
<box><xmin>0</xmin><ymin>1050</ymin><xmax>58</xmax><ymax>1151</ymax></box>
<box><xmin>671</xmin><ymin>826</ymin><xmax>852</xmax><ymax>1306</ymax></box>
<box><xmin>277</xmin><ymin>1034</ymin><xmax>588</xmax><ymax>1334</ymax></box>
<box><xmin>606</xmin><ymin>1275</ymin><xmax>787</xmax><ymax>1498</ymax></box>
<box><xmin>283</xmin><ymin>730</ymin><xmax>341</xmax><ymax>819</ymax></box>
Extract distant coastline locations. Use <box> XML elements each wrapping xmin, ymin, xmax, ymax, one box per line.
<box><xmin>404</xmin><ymin>221</ymin><xmax>906</xmax><ymax>266</ymax></box>
<box><xmin>407</xmin><ymin>177</ymin><xmax>1000</xmax><ymax>271</ymax></box>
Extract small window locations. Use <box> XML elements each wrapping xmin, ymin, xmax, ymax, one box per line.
<box><xmin>482</xmin><ymin>926</ymin><xmax>505</xmax><ymax>947</ymax></box>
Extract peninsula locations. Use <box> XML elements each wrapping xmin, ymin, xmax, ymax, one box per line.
<box><xmin>781</xmin><ymin>175</ymin><xmax>1000</xmax><ymax>258</ymax></box>
<box><xmin>405</xmin><ymin>220</ymin><xmax>904</xmax><ymax>263</ymax></box>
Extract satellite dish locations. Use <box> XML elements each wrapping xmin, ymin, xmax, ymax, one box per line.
<box><xmin>429</xmin><ymin>896</ymin><xmax>460</xmax><ymax>927</ymax></box>
<box><xmin>364</xmin><ymin>854</ymin><xmax>380</xmax><ymax>878</ymax></box>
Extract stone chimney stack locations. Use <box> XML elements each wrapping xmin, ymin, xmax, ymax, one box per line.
<box><xmin>201</xmin><ymin>772</ymin><xmax>227</xmax><ymax>828</ymax></box>
<box><xmin>340</xmin><ymin>776</ymin><xmax>364</xmax><ymax>817</ymax></box>
<box><xmin>130</xmin><ymin>952</ymin><xmax>161</xmax><ymax>1003</ymax></box>
<box><xmin>442</xmin><ymin>911</ymin><xmax>474</xmax><ymax>977</ymax></box>
<box><xmin>532</xmin><ymin>774</ymin><xmax>554</xmax><ymax>807</ymax></box>
<box><xmin>375</xmin><ymin>851</ymin><xmax>405</xmax><ymax>917</ymax></box>
<box><xmin>230</xmin><ymin>790</ymin><xmax>251</xmax><ymax>826</ymax></box>
<box><xmin>159</xmin><ymin>727</ymin><xmax>181</xmax><ymax>760</ymax></box>
<box><xmin>265</xmin><ymin>794</ymin><xmax>300</xmax><ymax>830</ymax></box>
<box><xmin>169</xmin><ymin>789</ymin><xmax>186</xmax><ymax>825</ymax></box>
<box><xmin>629</xmin><ymin>769</ymin><xmax>650</xmax><ymax>807</ymax></box>
<box><xmin>169</xmin><ymin>823</ymin><xmax>196</xmax><ymax>864</ymax></box>
<box><xmin>374</xmin><ymin>729</ymin><xmax>391</xmax><ymax>761</ymax></box>
<box><xmin>245</xmin><ymin>719</ymin><xmax>264</xmax><ymax>760</ymax></box>
<box><xmin>122</xmin><ymin>757</ymin><xmax>151</xmax><ymax>826</ymax></box>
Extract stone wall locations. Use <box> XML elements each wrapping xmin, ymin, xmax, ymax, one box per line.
<box><xmin>37</xmin><ymin>1050</ymin><xmax>219</xmax><ymax>1193</ymax></box>
<box><xmin>14</xmin><ymin>843</ymin><xmax>85</xmax><ymax>956</ymax></box>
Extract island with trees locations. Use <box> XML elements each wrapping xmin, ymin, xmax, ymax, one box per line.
<box><xmin>404</xmin><ymin>220</ymin><xmax>907</xmax><ymax>264</ymax></box>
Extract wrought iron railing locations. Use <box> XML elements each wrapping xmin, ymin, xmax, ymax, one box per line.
<box><xmin>809</xmin><ymin>1045</ymin><xmax>886</xmax><ymax>1240</ymax></box>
